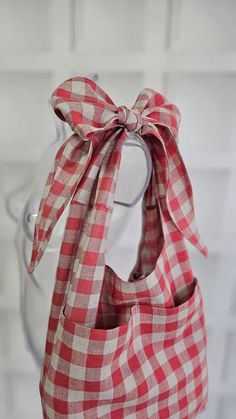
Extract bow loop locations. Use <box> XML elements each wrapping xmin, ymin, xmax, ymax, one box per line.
<box><xmin>132</xmin><ymin>88</ymin><xmax>181</xmax><ymax>141</ymax></box>
<box><xmin>28</xmin><ymin>76</ymin><xmax>208</xmax><ymax>274</ymax></box>
<box><xmin>51</xmin><ymin>77</ymin><xmax>118</xmax><ymax>141</ymax></box>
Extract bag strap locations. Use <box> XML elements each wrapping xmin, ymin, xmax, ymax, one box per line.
<box><xmin>63</xmin><ymin>129</ymin><xmax>125</xmax><ymax>326</ymax></box>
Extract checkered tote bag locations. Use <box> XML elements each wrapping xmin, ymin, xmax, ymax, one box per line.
<box><xmin>28</xmin><ymin>76</ymin><xmax>209</xmax><ymax>418</ymax></box>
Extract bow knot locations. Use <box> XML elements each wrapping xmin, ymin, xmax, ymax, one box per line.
<box><xmin>117</xmin><ymin>105</ymin><xmax>143</xmax><ymax>132</ymax></box>
<box><xmin>28</xmin><ymin>76</ymin><xmax>208</xmax><ymax>274</ymax></box>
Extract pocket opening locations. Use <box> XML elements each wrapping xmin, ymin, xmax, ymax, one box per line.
<box><xmin>131</xmin><ymin>277</ymin><xmax>201</xmax><ymax>318</ymax></box>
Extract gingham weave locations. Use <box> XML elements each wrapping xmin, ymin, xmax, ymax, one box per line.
<box><xmin>28</xmin><ymin>76</ymin><xmax>209</xmax><ymax>418</ymax></box>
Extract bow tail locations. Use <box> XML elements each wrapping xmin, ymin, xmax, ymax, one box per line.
<box><xmin>28</xmin><ymin>133</ymin><xmax>93</xmax><ymax>274</ymax></box>
<box><xmin>166</xmin><ymin>140</ymin><xmax>208</xmax><ymax>257</ymax></box>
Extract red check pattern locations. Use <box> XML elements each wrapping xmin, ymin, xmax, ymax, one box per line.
<box><xmin>28</xmin><ymin>76</ymin><xmax>209</xmax><ymax>418</ymax></box>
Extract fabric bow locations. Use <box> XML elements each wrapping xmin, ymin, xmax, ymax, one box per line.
<box><xmin>28</xmin><ymin>76</ymin><xmax>208</xmax><ymax>274</ymax></box>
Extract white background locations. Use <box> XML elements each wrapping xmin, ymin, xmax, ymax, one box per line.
<box><xmin>0</xmin><ymin>0</ymin><xmax>236</xmax><ymax>418</ymax></box>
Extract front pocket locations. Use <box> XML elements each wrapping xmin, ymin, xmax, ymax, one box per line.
<box><xmin>128</xmin><ymin>277</ymin><xmax>208</xmax><ymax>415</ymax></box>
<box><xmin>46</xmin><ymin>302</ymin><xmax>135</xmax><ymax>382</ymax></box>
<box><xmin>129</xmin><ymin>277</ymin><xmax>208</xmax><ymax>366</ymax></box>
<box><xmin>43</xmin><ymin>305</ymin><xmax>137</xmax><ymax>409</ymax></box>
<box><xmin>131</xmin><ymin>276</ymin><xmax>204</xmax><ymax>342</ymax></box>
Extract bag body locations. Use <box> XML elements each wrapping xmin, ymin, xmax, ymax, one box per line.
<box><xmin>29</xmin><ymin>77</ymin><xmax>208</xmax><ymax>418</ymax></box>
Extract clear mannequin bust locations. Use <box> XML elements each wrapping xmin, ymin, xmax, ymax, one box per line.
<box><xmin>7</xmin><ymin>109</ymin><xmax>152</xmax><ymax>367</ymax></box>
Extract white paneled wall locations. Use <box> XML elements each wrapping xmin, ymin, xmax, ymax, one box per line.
<box><xmin>0</xmin><ymin>1</ymin><xmax>236</xmax><ymax>418</ymax></box>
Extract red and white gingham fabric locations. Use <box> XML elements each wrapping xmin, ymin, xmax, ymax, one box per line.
<box><xmin>28</xmin><ymin>76</ymin><xmax>209</xmax><ymax>418</ymax></box>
